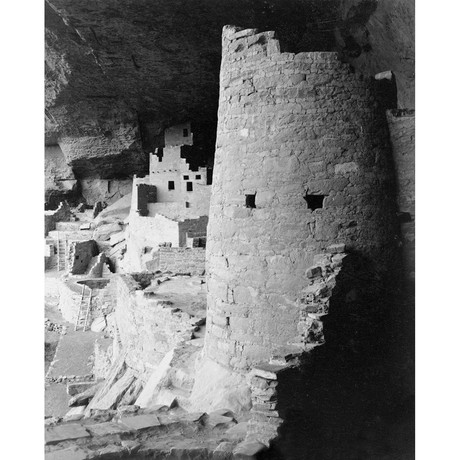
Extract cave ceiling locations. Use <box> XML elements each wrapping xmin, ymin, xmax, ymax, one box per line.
<box><xmin>45</xmin><ymin>0</ymin><xmax>414</xmax><ymax>178</ymax></box>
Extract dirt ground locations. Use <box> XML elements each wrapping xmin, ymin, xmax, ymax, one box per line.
<box><xmin>45</xmin><ymin>269</ymin><xmax>105</xmax><ymax>417</ymax></box>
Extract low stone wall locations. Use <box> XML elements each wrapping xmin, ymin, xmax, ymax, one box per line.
<box><xmin>44</xmin><ymin>201</ymin><xmax>71</xmax><ymax>237</ymax></box>
<box><xmin>58</xmin><ymin>279</ymin><xmax>86</xmax><ymax>324</ymax></box>
<box><xmin>147</xmin><ymin>247</ymin><xmax>206</xmax><ymax>275</ymax></box>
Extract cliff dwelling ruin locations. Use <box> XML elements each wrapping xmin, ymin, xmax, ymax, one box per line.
<box><xmin>43</xmin><ymin>1</ymin><xmax>415</xmax><ymax>459</ymax></box>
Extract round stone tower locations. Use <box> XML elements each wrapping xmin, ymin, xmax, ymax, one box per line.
<box><xmin>200</xmin><ymin>26</ymin><xmax>398</xmax><ymax>386</ymax></box>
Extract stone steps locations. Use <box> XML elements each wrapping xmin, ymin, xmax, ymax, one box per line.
<box><xmin>44</xmin><ymin>405</ymin><xmax>262</xmax><ymax>460</ymax></box>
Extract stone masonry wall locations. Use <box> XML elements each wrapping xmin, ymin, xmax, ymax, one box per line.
<box><xmin>115</xmin><ymin>274</ymin><xmax>203</xmax><ymax>378</ymax></box>
<box><xmin>203</xmin><ymin>26</ymin><xmax>399</xmax><ymax>372</ymax></box>
<box><xmin>148</xmin><ymin>247</ymin><xmax>206</xmax><ymax>276</ymax></box>
<box><xmin>386</xmin><ymin>109</ymin><xmax>415</xmax><ymax>280</ymax></box>
<box><xmin>178</xmin><ymin>216</ymin><xmax>209</xmax><ymax>247</ymax></box>
<box><xmin>68</xmin><ymin>240</ymin><xmax>99</xmax><ymax>275</ymax></box>
<box><xmin>44</xmin><ymin>201</ymin><xmax>71</xmax><ymax>236</ymax></box>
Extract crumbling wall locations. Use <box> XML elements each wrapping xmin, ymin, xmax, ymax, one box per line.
<box><xmin>44</xmin><ymin>201</ymin><xmax>71</xmax><ymax>236</ymax></box>
<box><xmin>115</xmin><ymin>275</ymin><xmax>202</xmax><ymax>378</ymax></box>
<box><xmin>386</xmin><ymin>109</ymin><xmax>415</xmax><ymax>280</ymax></box>
<box><xmin>178</xmin><ymin>216</ymin><xmax>209</xmax><ymax>247</ymax></box>
<box><xmin>148</xmin><ymin>247</ymin><xmax>206</xmax><ymax>275</ymax></box>
<box><xmin>68</xmin><ymin>240</ymin><xmax>99</xmax><ymax>275</ymax></box>
<box><xmin>203</xmin><ymin>26</ymin><xmax>399</xmax><ymax>373</ymax></box>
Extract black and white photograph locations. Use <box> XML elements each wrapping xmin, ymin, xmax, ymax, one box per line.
<box><xmin>4</xmin><ymin>1</ymin><xmax>458</xmax><ymax>458</ymax></box>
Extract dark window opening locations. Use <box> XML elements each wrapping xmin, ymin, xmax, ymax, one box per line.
<box><xmin>304</xmin><ymin>193</ymin><xmax>325</xmax><ymax>210</ymax></box>
<box><xmin>245</xmin><ymin>194</ymin><xmax>256</xmax><ymax>208</ymax></box>
<box><xmin>168</xmin><ymin>181</ymin><xmax>175</xmax><ymax>190</ymax></box>
<box><xmin>183</xmin><ymin>175</ymin><xmax>189</xmax><ymax>180</ymax></box>
<box><xmin>195</xmin><ymin>174</ymin><xmax>201</xmax><ymax>180</ymax></box>
<box><xmin>183</xmin><ymin>128</ymin><xmax>188</xmax><ymax>137</ymax></box>
<box><xmin>226</xmin><ymin>317</ymin><xmax>230</xmax><ymax>326</ymax></box>
<box><xmin>186</xmin><ymin>182</ymin><xmax>193</xmax><ymax>192</ymax></box>
<box><xmin>156</xmin><ymin>148</ymin><xmax>164</xmax><ymax>163</ymax></box>
<box><xmin>185</xmin><ymin>202</ymin><xmax>190</xmax><ymax>208</ymax></box>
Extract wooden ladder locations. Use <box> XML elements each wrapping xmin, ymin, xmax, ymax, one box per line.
<box><xmin>74</xmin><ymin>284</ymin><xmax>92</xmax><ymax>332</ymax></box>
<box><xmin>56</xmin><ymin>232</ymin><xmax>68</xmax><ymax>272</ymax></box>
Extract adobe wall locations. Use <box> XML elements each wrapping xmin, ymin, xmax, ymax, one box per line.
<box><xmin>203</xmin><ymin>26</ymin><xmax>399</xmax><ymax>372</ymax></box>
<box><xmin>149</xmin><ymin>148</ymin><xmax>209</xmax><ymax>205</ymax></box>
<box><xmin>386</xmin><ymin>109</ymin><xmax>415</xmax><ymax>280</ymax></box>
<box><xmin>131</xmin><ymin>176</ymin><xmax>210</xmax><ymax>219</ymax></box>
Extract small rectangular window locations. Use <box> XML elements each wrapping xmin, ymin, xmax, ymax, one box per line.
<box><xmin>168</xmin><ymin>181</ymin><xmax>175</xmax><ymax>190</ymax></box>
<box><xmin>183</xmin><ymin>175</ymin><xmax>189</xmax><ymax>180</ymax></box>
<box><xmin>187</xmin><ymin>182</ymin><xmax>193</xmax><ymax>192</ymax></box>
<box><xmin>183</xmin><ymin>128</ymin><xmax>188</xmax><ymax>137</ymax></box>
<box><xmin>195</xmin><ymin>175</ymin><xmax>201</xmax><ymax>180</ymax></box>
<box><xmin>304</xmin><ymin>193</ymin><xmax>325</xmax><ymax>210</ymax></box>
<box><xmin>245</xmin><ymin>194</ymin><xmax>256</xmax><ymax>208</ymax></box>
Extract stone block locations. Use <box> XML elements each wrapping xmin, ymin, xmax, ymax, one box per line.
<box><xmin>250</xmin><ymin>363</ymin><xmax>289</xmax><ymax>380</ymax></box>
<box><xmin>290</xmin><ymin>74</ymin><xmax>306</xmax><ymax>85</ymax></box>
<box><xmin>97</xmin><ymin>445</ymin><xmax>126</xmax><ymax>457</ymax></box>
<box><xmin>119</xmin><ymin>414</ymin><xmax>161</xmax><ymax>431</ymax></box>
<box><xmin>232</xmin><ymin>28</ymin><xmax>258</xmax><ymax>40</ymax></box>
<box><xmin>90</xmin><ymin>370</ymin><xmax>135</xmax><ymax>410</ymax></box>
<box><xmin>327</xmin><ymin>243</ymin><xmax>346</xmax><ymax>254</ymax></box>
<box><xmin>45</xmin><ymin>447</ymin><xmax>89</xmax><ymax>460</ymax></box>
<box><xmin>67</xmin><ymin>382</ymin><xmax>98</xmax><ymax>397</ymax></box>
<box><xmin>45</xmin><ymin>424</ymin><xmax>91</xmax><ymax>445</ymax></box>
<box><xmin>206</xmin><ymin>414</ymin><xmax>236</xmax><ymax>429</ymax></box>
<box><xmin>233</xmin><ymin>438</ymin><xmax>268</xmax><ymax>459</ymax></box>
<box><xmin>224</xmin><ymin>421</ymin><xmax>248</xmax><ymax>441</ymax></box>
<box><xmin>214</xmin><ymin>442</ymin><xmax>235</xmax><ymax>459</ymax></box>
<box><xmin>306</xmin><ymin>266</ymin><xmax>322</xmax><ymax>278</ymax></box>
<box><xmin>86</xmin><ymin>421</ymin><xmax>130</xmax><ymax>436</ymax></box>
<box><xmin>69</xmin><ymin>382</ymin><xmax>103</xmax><ymax>407</ymax></box>
<box><xmin>64</xmin><ymin>406</ymin><xmax>86</xmax><ymax>422</ymax></box>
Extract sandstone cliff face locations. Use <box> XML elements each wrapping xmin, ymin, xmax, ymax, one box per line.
<box><xmin>45</xmin><ymin>0</ymin><xmax>414</xmax><ymax>179</ymax></box>
<box><xmin>45</xmin><ymin>0</ymin><xmax>337</xmax><ymax>178</ymax></box>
